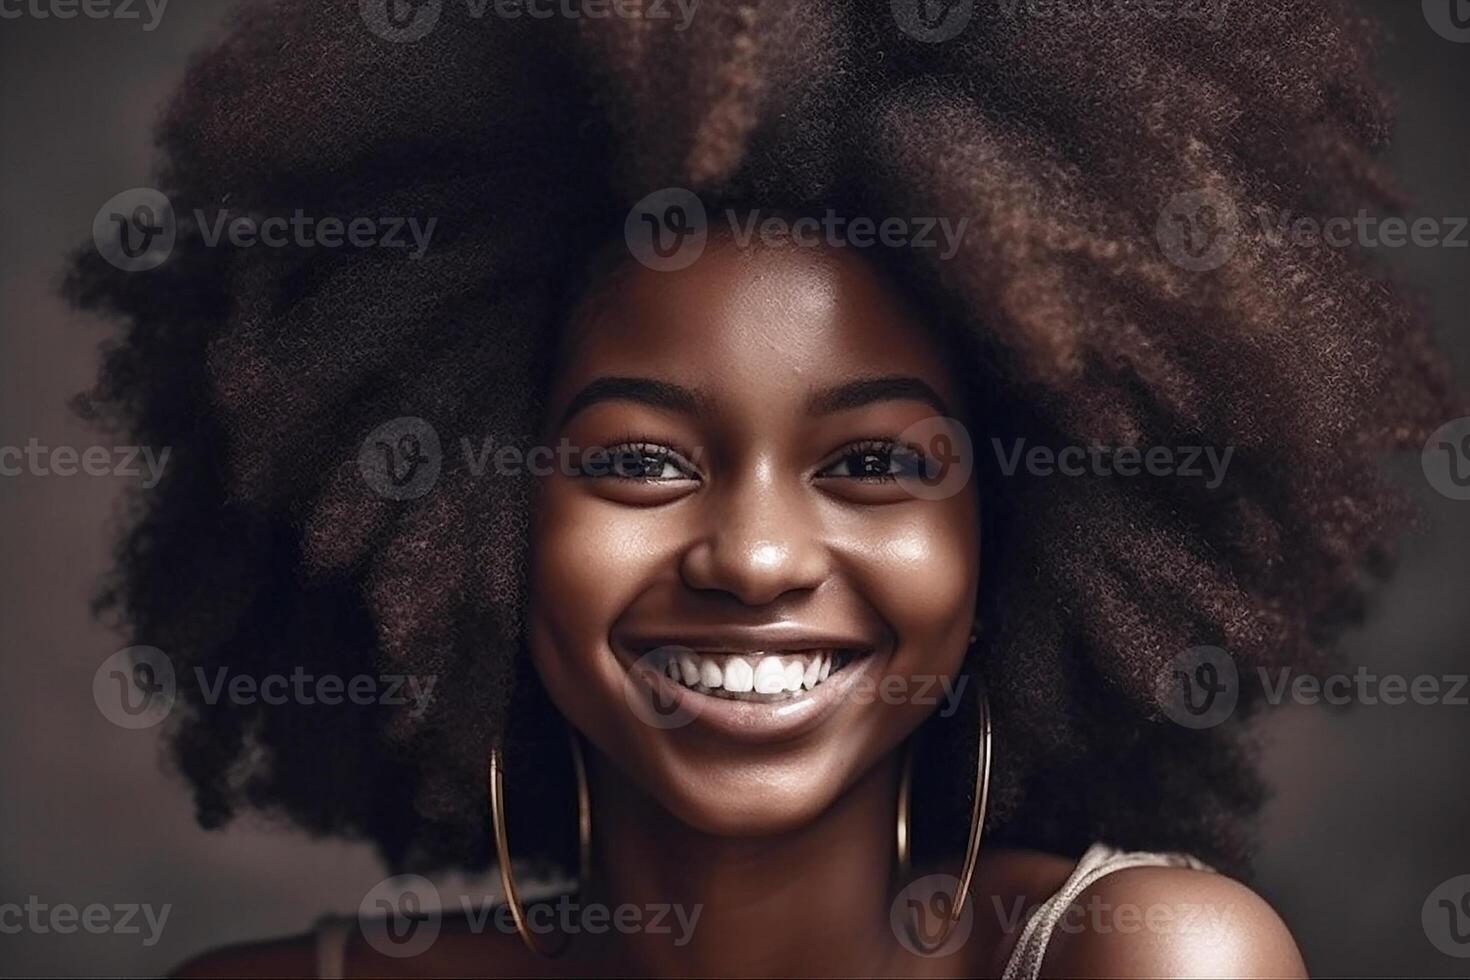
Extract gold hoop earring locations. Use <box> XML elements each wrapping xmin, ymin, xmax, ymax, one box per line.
<box><xmin>487</xmin><ymin>726</ymin><xmax>591</xmax><ymax>958</ymax></box>
<box><xmin>895</xmin><ymin>684</ymin><xmax>992</xmax><ymax>951</ymax></box>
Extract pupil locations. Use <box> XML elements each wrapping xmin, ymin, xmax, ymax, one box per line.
<box><xmin>615</xmin><ymin>449</ymin><xmax>661</xmax><ymax>478</ymax></box>
<box><xmin>858</xmin><ymin>451</ymin><xmax>888</xmax><ymax>476</ymax></box>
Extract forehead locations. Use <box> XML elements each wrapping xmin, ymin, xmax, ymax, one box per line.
<box><xmin>554</xmin><ymin>241</ymin><xmax>959</xmax><ymax>406</ymax></box>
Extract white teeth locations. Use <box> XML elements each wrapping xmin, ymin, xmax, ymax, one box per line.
<box><xmin>722</xmin><ymin>657</ymin><xmax>754</xmax><ymax>693</ymax></box>
<box><xmin>783</xmin><ymin>659</ymin><xmax>804</xmax><ymax>692</ymax></box>
<box><xmin>753</xmin><ymin>656</ymin><xmax>787</xmax><ymax>694</ymax></box>
<box><xmin>802</xmin><ymin>657</ymin><xmax>821</xmax><ymax>690</ymax></box>
<box><xmin>647</xmin><ymin>649</ymin><xmax>855</xmax><ymax>699</ymax></box>
<box><xmin>678</xmin><ymin>652</ymin><xmax>700</xmax><ymax>686</ymax></box>
<box><xmin>700</xmin><ymin>658</ymin><xmax>723</xmax><ymax>689</ymax></box>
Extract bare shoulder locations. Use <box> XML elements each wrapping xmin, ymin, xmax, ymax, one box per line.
<box><xmin>1041</xmin><ymin>864</ymin><xmax>1306</xmax><ymax>979</ymax></box>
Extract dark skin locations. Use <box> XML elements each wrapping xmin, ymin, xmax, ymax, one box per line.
<box><xmin>176</xmin><ymin>240</ymin><xmax>1306</xmax><ymax>978</ymax></box>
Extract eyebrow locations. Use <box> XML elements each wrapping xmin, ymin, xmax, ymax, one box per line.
<box><xmin>558</xmin><ymin>377</ymin><xmax>707</xmax><ymax>428</ymax></box>
<box><xmin>806</xmin><ymin>375</ymin><xmax>950</xmax><ymax>417</ymax></box>
<box><xmin>557</xmin><ymin>373</ymin><xmax>949</xmax><ymax>428</ymax></box>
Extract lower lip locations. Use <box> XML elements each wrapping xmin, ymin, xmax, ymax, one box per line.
<box><xmin>616</xmin><ymin>649</ymin><xmax>883</xmax><ymax>745</ymax></box>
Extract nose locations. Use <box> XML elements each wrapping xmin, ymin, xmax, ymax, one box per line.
<box><xmin>678</xmin><ymin>466</ymin><xmax>831</xmax><ymax>606</ymax></box>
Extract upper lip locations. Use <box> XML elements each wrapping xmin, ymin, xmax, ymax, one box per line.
<box><xmin>616</xmin><ymin>623</ymin><xmax>878</xmax><ymax>657</ymax></box>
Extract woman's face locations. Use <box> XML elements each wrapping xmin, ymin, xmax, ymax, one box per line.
<box><xmin>529</xmin><ymin>239</ymin><xmax>980</xmax><ymax>837</ymax></box>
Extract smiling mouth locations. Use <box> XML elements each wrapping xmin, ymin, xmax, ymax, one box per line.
<box><xmin>642</xmin><ymin>648</ymin><xmax>866</xmax><ymax>702</ymax></box>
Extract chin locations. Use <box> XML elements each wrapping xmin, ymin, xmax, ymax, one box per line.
<box><xmin>622</xmin><ymin>740</ymin><xmax>870</xmax><ymax>839</ymax></box>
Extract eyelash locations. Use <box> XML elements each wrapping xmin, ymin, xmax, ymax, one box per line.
<box><xmin>584</xmin><ymin>436</ymin><xmax>927</xmax><ymax>484</ymax></box>
<box><xmin>816</xmin><ymin>438</ymin><xmax>929</xmax><ymax>483</ymax></box>
<box><xmin>592</xmin><ymin>436</ymin><xmax>702</xmax><ymax>482</ymax></box>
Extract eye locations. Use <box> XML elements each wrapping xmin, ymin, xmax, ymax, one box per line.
<box><xmin>587</xmin><ymin>441</ymin><xmax>701</xmax><ymax>482</ymax></box>
<box><xmin>816</xmin><ymin>439</ymin><xmax>927</xmax><ymax>482</ymax></box>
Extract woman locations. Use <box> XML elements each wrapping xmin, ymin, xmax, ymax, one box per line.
<box><xmin>68</xmin><ymin>0</ymin><xmax>1452</xmax><ymax>975</ymax></box>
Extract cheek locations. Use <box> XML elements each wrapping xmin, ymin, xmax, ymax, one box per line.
<box><xmin>527</xmin><ymin>483</ymin><xmax>670</xmax><ymax>675</ymax></box>
<box><xmin>832</xmin><ymin>496</ymin><xmax>979</xmax><ymax>667</ymax></box>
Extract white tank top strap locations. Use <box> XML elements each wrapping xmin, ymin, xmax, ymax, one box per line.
<box><xmin>312</xmin><ymin>914</ymin><xmax>353</xmax><ymax>980</ymax></box>
<box><xmin>999</xmin><ymin>842</ymin><xmax>1215</xmax><ymax>980</ymax></box>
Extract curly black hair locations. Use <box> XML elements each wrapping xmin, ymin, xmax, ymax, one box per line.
<box><xmin>66</xmin><ymin>0</ymin><xmax>1455</xmax><ymax>881</ymax></box>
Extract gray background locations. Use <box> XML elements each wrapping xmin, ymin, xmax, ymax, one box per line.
<box><xmin>1</xmin><ymin>1</ymin><xmax>1467</xmax><ymax>975</ymax></box>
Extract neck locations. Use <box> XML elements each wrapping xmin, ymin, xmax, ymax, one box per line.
<box><xmin>580</xmin><ymin>750</ymin><xmax>908</xmax><ymax>977</ymax></box>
